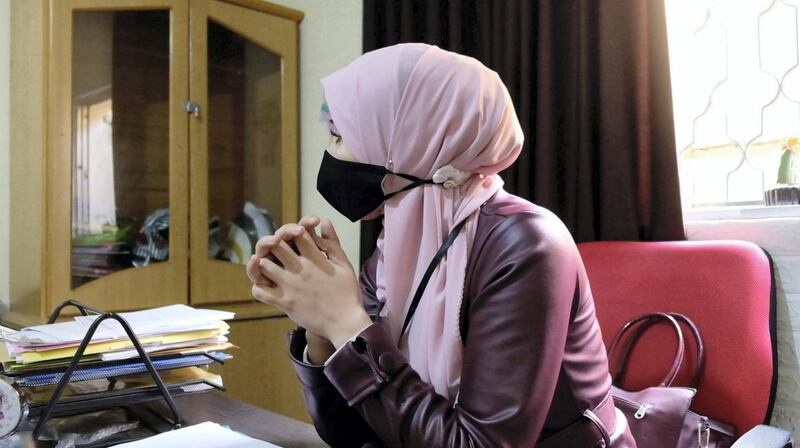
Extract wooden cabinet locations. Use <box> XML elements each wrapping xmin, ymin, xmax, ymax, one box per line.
<box><xmin>46</xmin><ymin>0</ymin><xmax>190</xmax><ymax>314</ymax></box>
<box><xmin>209</xmin><ymin>317</ymin><xmax>308</xmax><ymax>421</ymax></box>
<box><xmin>7</xmin><ymin>0</ymin><xmax>308</xmax><ymax>422</ymax></box>
<box><xmin>189</xmin><ymin>0</ymin><xmax>299</xmax><ymax>305</ymax></box>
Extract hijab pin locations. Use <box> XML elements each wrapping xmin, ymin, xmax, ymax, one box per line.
<box><xmin>432</xmin><ymin>165</ymin><xmax>472</xmax><ymax>189</ymax></box>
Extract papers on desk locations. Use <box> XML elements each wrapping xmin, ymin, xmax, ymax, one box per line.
<box><xmin>0</xmin><ymin>304</ymin><xmax>236</xmax><ymax>402</ymax></box>
<box><xmin>0</xmin><ymin>307</ymin><xmax>239</xmax><ymax>445</ymax></box>
<box><xmin>21</xmin><ymin>367</ymin><xmax>224</xmax><ymax>406</ymax></box>
<box><xmin>1</xmin><ymin>305</ymin><xmax>234</xmax><ymax>369</ymax></box>
<box><xmin>112</xmin><ymin>422</ymin><xmax>283</xmax><ymax>447</ymax></box>
<box><xmin>4</xmin><ymin>305</ymin><xmax>234</xmax><ymax>346</ymax></box>
<box><xmin>15</xmin><ymin>352</ymin><xmax>231</xmax><ymax>387</ymax></box>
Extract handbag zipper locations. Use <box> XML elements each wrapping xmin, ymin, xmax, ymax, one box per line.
<box><xmin>613</xmin><ymin>395</ymin><xmax>655</xmax><ymax>419</ymax></box>
<box><xmin>634</xmin><ymin>403</ymin><xmax>654</xmax><ymax>419</ymax></box>
<box><xmin>612</xmin><ymin>395</ymin><xmax>640</xmax><ymax>408</ymax></box>
<box><xmin>698</xmin><ymin>416</ymin><xmax>710</xmax><ymax>448</ymax></box>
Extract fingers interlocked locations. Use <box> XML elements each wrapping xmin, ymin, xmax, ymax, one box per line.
<box><xmin>247</xmin><ymin>216</ymin><xmax>340</xmax><ymax>310</ymax></box>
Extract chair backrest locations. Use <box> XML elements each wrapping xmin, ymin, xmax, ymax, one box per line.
<box><xmin>577</xmin><ymin>240</ymin><xmax>777</xmax><ymax>436</ymax></box>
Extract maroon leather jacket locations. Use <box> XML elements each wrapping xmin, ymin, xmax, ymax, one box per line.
<box><xmin>288</xmin><ymin>190</ymin><xmax>636</xmax><ymax>447</ymax></box>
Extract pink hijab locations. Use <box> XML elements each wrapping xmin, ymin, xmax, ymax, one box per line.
<box><xmin>321</xmin><ymin>44</ymin><xmax>523</xmax><ymax>399</ymax></box>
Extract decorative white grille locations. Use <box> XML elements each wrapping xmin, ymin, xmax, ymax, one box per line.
<box><xmin>666</xmin><ymin>0</ymin><xmax>800</xmax><ymax>209</ymax></box>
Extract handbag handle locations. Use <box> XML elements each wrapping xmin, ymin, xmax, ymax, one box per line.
<box><xmin>607</xmin><ymin>312</ymin><xmax>685</xmax><ymax>388</ymax></box>
<box><xmin>615</xmin><ymin>312</ymin><xmax>705</xmax><ymax>388</ymax></box>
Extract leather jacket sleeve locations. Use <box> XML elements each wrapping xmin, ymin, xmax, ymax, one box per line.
<box><xmin>289</xmin><ymin>210</ymin><xmax>580</xmax><ymax>447</ymax></box>
<box><xmin>287</xmin><ymin>251</ymin><xmax>383</xmax><ymax>447</ymax></box>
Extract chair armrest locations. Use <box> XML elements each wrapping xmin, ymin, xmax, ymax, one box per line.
<box><xmin>732</xmin><ymin>425</ymin><xmax>794</xmax><ymax>448</ymax></box>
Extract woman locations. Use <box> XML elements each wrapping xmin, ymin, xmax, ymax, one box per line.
<box><xmin>247</xmin><ymin>43</ymin><xmax>635</xmax><ymax>447</ymax></box>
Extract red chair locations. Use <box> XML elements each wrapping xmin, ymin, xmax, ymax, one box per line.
<box><xmin>578</xmin><ymin>240</ymin><xmax>794</xmax><ymax>447</ymax></box>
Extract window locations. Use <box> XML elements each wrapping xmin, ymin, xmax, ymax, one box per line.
<box><xmin>73</xmin><ymin>92</ymin><xmax>114</xmax><ymax>236</ymax></box>
<box><xmin>665</xmin><ymin>0</ymin><xmax>800</xmax><ymax>216</ymax></box>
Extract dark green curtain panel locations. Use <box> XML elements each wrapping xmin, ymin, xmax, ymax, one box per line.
<box><xmin>360</xmin><ymin>0</ymin><xmax>685</xmax><ymax>264</ymax></box>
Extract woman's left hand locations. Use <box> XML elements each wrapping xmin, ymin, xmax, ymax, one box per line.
<box><xmin>251</xmin><ymin>220</ymin><xmax>372</xmax><ymax>349</ymax></box>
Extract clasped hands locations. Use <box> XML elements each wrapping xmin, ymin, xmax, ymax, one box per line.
<box><xmin>246</xmin><ymin>216</ymin><xmax>372</xmax><ymax>363</ymax></box>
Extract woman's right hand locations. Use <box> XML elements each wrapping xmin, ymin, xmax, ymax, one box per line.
<box><xmin>246</xmin><ymin>215</ymin><xmax>337</xmax><ymax>363</ymax></box>
<box><xmin>306</xmin><ymin>330</ymin><xmax>335</xmax><ymax>365</ymax></box>
<box><xmin>246</xmin><ymin>215</ymin><xmax>323</xmax><ymax>286</ymax></box>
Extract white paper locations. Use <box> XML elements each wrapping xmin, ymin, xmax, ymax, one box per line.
<box><xmin>2</xmin><ymin>320</ymin><xmax>119</xmax><ymax>345</ymax></box>
<box><xmin>75</xmin><ymin>304</ymin><xmax>235</xmax><ymax>337</ymax></box>
<box><xmin>99</xmin><ymin>336</ymin><xmax>229</xmax><ymax>361</ymax></box>
<box><xmin>111</xmin><ymin>421</ymin><xmax>282</xmax><ymax>448</ymax></box>
<box><xmin>2</xmin><ymin>305</ymin><xmax>235</xmax><ymax>347</ymax></box>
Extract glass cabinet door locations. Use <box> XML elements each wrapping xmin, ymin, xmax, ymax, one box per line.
<box><xmin>189</xmin><ymin>0</ymin><xmax>299</xmax><ymax>305</ymax></box>
<box><xmin>48</xmin><ymin>0</ymin><xmax>189</xmax><ymax>311</ymax></box>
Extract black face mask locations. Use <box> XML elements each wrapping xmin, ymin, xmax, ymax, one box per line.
<box><xmin>317</xmin><ymin>151</ymin><xmax>435</xmax><ymax>221</ymax></box>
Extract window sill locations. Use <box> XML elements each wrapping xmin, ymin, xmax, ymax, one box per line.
<box><xmin>683</xmin><ymin>205</ymin><xmax>800</xmax><ymax>222</ymax></box>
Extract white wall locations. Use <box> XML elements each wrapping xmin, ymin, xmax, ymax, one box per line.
<box><xmin>267</xmin><ymin>0</ymin><xmax>363</xmax><ymax>264</ymax></box>
<box><xmin>0</xmin><ymin>0</ymin><xmax>10</xmax><ymax>310</ymax></box>
<box><xmin>687</xmin><ymin>219</ymin><xmax>800</xmax><ymax>439</ymax></box>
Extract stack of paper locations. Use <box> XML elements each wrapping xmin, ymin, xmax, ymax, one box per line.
<box><xmin>0</xmin><ymin>305</ymin><xmax>235</xmax><ymax>396</ymax></box>
<box><xmin>112</xmin><ymin>422</ymin><xmax>282</xmax><ymax>448</ymax></box>
<box><xmin>22</xmin><ymin>367</ymin><xmax>226</xmax><ymax>407</ymax></box>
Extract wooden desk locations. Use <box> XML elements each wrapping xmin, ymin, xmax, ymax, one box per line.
<box><xmin>155</xmin><ymin>392</ymin><xmax>328</xmax><ymax>448</ymax></box>
<box><xmin>14</xmin><ymin>392</ymin><xmax>326</xmax><ymax>447</ymax></box>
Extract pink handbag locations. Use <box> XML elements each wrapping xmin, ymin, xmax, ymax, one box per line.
<box><xmin>608</xmin><ymin>312</ymin><xmax>736</xmax><ymax>448</ymax></box>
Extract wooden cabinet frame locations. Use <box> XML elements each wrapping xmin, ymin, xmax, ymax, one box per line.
<box><xmin>189</xmin><ymin>0</ymin><xmax>299</xmax><ymax>305</ymax></box>
<box><xmin>9</xmin><ymin>0</ymin><xmax>307</xmax><ymax>422</ymax></box>
<box><xmin>8</xmin><ymin>0</ymin><xmax>301</xmax><ymax>322</ymax></box>
<box><xmin>46</xmin><ymin>0</ymin><xmax>190</xmax><ymax>313</ymax></box>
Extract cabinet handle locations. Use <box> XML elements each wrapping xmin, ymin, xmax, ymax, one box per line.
<box><xmin>184</xmin><ymin>101</ymin><xmax>201</xmax><ymax>118</ymax></box>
